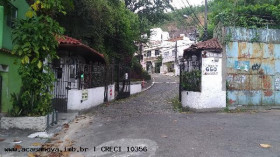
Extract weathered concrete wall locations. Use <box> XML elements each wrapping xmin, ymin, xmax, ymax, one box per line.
<box><xmin>130</xmin><ymin>84</ymin><xmax>142</xmax><ymax>95</ymax></box>
<box><xmin>182</xmin><ymin>52</ymin><xmax>226</xmax><ymax>110</ymax></box>
<box><xmin>1</xmin><ymin>116</ymin><xmax>46</xmax><ymax>131</ymax></box>
<box><xmin>1</xmin><ymin>112</ymin><xmax>57</xmax><ymax>131</ymax></box>
<box><xmin>215</xmin><ymin>26</ymin><xmax>280</xmax><ymax>106</ymax></box>
<box><xmin>226</xmin><ymin>27</ymin><xmax>280</xmax><ymax>44</ymax></box>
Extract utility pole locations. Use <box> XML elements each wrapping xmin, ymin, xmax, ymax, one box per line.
<box><xmin>139</xmin><ymin>42</ymin><xmax>143</xmax><ymax>63</ymax></box>
<box><xmin>175</xmin><ymin>41</ymin><xmax>178</xmax><ymax>64</ymax></box>
<box><xmin>204</xmin><ymin>0</ymin><xmax>208</xmax><ymax>41</ymax></box>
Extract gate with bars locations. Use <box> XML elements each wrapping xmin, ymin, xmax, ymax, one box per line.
<box><xmin>115</xmin><ymin>64</ymin><xmax>131</xmax><ymax>99</ymax></box>
<box><xmin>51</xmin><ymin>63</ymin><xmax>107</xmax><ymax>112</ymax></box>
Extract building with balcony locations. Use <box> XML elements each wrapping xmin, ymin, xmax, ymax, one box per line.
<box><xmin>141</xmin><ymin>28</ymin><xmax>194</xmax><ymax>75</ymax></box>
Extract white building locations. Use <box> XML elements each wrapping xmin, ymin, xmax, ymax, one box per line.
<box><xmin>141</xmin><ymin>28</ymin><xmax>194</xmax><ymax>76</ymax></box>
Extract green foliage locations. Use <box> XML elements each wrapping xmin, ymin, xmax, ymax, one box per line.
<box><xmin>125</xmin><ymin>0</ymin><xmax>173</xmax><ymax>26</ymax></box>
<box><xmin>8</xmin><ymin>91</ymin><xmax>23</xmax><ymax>117</ymax></box>
<box><xmin>142</xmin><ymin>71</ymin><xmax>151</xmax><ymax>80</ymax></box>
<box><xmin>181</xmin><ymin>70</ymin><xmax>201</xmax><ymax>92</ymax></box>
<box><xmin>131</xmin><ymin>57</ymin><xmax>151</xmax><ymax>81</ymax></box>
<box><xmin>210</xmin><ymin>1</ymin><xmax>280</xmax><ymax>29</ymax></box>
<box><xmin>171</xmin><ymin>96</ymin><xmax>189</xmax><ymax>113</ymax></box>
<box><xmin>57</xmin><ymin>0</ymin><xmax>140</xmax><ymax>64</ymax></box>
<box><xmin>10</xmin><ymin>0</ymin><xmax>65</xmax><ymax>116</ymax></box>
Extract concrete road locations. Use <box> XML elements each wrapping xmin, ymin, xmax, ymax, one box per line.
<box><xmin>50</xmin><ymin>74</ymin><xmax>280</xmax><ymax>157</ymax></box>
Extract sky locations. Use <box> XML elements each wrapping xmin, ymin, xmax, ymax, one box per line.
<box><xmin>171</xmin><ymin>0</ymin><xmax>205</xmax><ymax>9</ymax></box>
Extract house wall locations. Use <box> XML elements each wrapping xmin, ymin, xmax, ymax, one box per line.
<box><xmin>182</xmin><ymin>53</ymin><xmax>226</xmax><ymax>110</ymax></box>
<box><xmin>67</xmin><ymin>84</ymin><xmax>115</xmax><ymax>111</ymax></box>
<box><xmin>0</xmin><ymin>53</ymin><xmax>21</xmax><ymax>112</ymax></box>
<box><xmin>1</xmin><ymin>0</ymin><xmax>29</xmax><ymax>50</ymax></box>
<box><xmin>217</xmin><ymin>27</ymin><xmax>280</xmax><ymax>107</ymax></box>
<box><xmin>0</xmin><ymin>6</ymin><xmax>3</xmax><ymax>48</ymax></box>
<box><xmin>0</xmin><ymin>1</ymin><xmax>29</xmax><ymax>112</ymax></box>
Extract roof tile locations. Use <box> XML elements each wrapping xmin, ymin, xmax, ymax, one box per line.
<box><xmin>184</xmin><ymin>38</ymin><xmax>222</xmax><ymax>52</ymax></box>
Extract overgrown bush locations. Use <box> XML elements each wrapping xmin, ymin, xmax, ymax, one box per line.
<box><xmin>181</xmin><ymin>70</ymin><xmax>201</xmax><ymax>92</ymax></box>
<box><xmin>212</xmin><ymin>4</ymin><xmax>280</xmax><ymax>29</ymax></box>
<box><xmin>131</xmin><ymin>57</ymin><xmax>151</xmax><ymax>81</ymax></box>
<box><xmin>8</xmin><ymin>91</ymin><xmax>23</xmax><ymax>117</ymax></box>
<box><xmin>142</xmin><ymin>71</ymin><xmax>151</xmax><ymax>80</ymax></box>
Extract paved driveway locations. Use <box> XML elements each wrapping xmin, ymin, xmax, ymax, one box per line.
<box><xmin>43</xmin><ymin>74</ymin><xmax>280</xmax><ymax>157</ymax></box>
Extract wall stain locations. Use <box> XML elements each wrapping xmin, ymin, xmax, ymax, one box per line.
<box><xmin>263</xmin><ymin>75</ymin><xmax>272</xmax><ymax>89</ymax></box>
<box><xmin>264</xmin><ymin>90</ymin><xmax>273</xmax><ymax>97</ymax></box>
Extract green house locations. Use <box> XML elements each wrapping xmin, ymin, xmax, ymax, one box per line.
<box><xmin>0</xmin><ymin>0</ymin><xmax>29</xmax><ymax>113</ymax></box>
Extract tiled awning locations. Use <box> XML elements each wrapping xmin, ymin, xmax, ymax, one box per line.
<box><xmin>57</xmin><ymin>36</ymin><xmax>106</xmax><ymax>64</ymax></box>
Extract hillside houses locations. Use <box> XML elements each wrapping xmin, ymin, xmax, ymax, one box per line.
<box><xmin>141</xmin><ymin>28</ymin><xmax>194</xmax><ymax>75</ymax></box>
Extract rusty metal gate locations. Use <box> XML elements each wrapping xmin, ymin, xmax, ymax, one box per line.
<box><xmin>224</xmin><ymin>27</ymin><xmax>280</xmax><ymax>106</ymax></box>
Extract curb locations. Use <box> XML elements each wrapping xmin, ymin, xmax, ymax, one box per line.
<box><xmin>142</xmin><ymin>77</ymin><xmax>155</xmax><ymax>92</ymax></box>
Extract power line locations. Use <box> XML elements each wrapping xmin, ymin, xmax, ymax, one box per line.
<box><xmin>174</xmin><ymin>0</ymin><xmax>204</xmax><ymax>30</ymax></box>
<box><xmin>183</xmin><ymin>0</ymin><xmax>204</xmax><ymax>28</ymax></box>
<box><xmin>173</xmin><ymin>0</ymin><xmax>202</xmax><ymax>28</ymax></box>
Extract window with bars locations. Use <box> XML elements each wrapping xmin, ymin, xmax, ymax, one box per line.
<box><xmin>6</xmin><ymin>3</ymin><xmax>17</xmax><ymax>28</ymax></box>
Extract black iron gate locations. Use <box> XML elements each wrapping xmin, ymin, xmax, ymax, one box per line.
<box><xmin>52</xmin><ymin>66</ymin><xmax>71</xmax><ymax>113</ymax></box>
<box><xmin>179</xmin><ymin>63</ymin><xmax>184</xmax><ymax>102</ymax></box>
<box><xmin>116</xmin><ymin>64</ymin><xmax>130</xmax><ymax>99</ymax></box>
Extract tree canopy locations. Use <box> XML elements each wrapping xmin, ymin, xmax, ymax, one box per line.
<box><xmin>56</xmin><ymin>0</ymin><xmax>141</xmax><ymax>63</ymax></box>
<box><xmin>125</xmin><ymin>0</ymin><xmax>173</xmax><ymax>25</ymax></box>
<box><xmin>56</xmin><ymin>0</ymin><xmax>174</xmax><ymax>64</ymax></box>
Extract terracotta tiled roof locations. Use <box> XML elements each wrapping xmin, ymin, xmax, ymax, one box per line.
<box><xmin>57</xmin><ymin>36</ymin><xmax>81</xmax><ymax>45</ymax></box>
<box><xmin>196</xmin><ymin>38</ymin><xmax>222</xmax><ymax>50</ymax></box>
<box><xmin>57</xmin><ymin>35</ymin><xmax>105</xmax><ymax>63</ymax></box>
<box><xmin>184</xmin><ymin>38</ymin><xmax>222</xmax><ymax>53</ymax></box>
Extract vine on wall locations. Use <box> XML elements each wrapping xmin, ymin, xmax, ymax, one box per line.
<box><xmin>9</xmin><ymin>0</ymin><xmax>65</xmax><ymax>116</ymax></box>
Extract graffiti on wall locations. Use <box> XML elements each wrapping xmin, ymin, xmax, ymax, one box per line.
<box><xmin>276</xmin><ymin>76</ymin><xmax>280</xmax><ymax>91</ymax></box>
<box><xmin>252</xmin><ymin>63</ymin><xmax>261</xmax><ymax>71</ymax></box>
<box><xmin>235</xmin><ymin>61</ymin><xmax>250</xmax><ymax>72</ymax></box>
<box><xmin>234</xmin><ymin>75</ymin><xmax>247</xmax><ymax>84</ymax></box>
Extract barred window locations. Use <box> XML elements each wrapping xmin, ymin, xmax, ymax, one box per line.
<box><xmin>6</xmin><ymin>3</ymin><xmax>18</xmax><ymax>28</ymax></box>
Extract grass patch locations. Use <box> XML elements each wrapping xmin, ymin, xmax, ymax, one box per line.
<box><xmin>171</xmin><ymin>96</ymin><xmax>190</xmax><ymax>113</ymax></box>
<box><xmin>223</xmin><ymin>107</ymin><xmax>253</xmax><ymax>113</ymax></box>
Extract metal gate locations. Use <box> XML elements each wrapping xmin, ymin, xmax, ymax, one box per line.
<box><xmin>51</xmin><ymin>62</ymin><xmax>107</xmax><ymax>112</ymax></box>
<box><xmin>116</xmin><ymin>64</ymin><xmax>130</xmax><ymax>99</ymax></box>
<box><xmin>52</xmin><ymin>65</ymin><xmax>71</xmax><ymax>113</ymax></box>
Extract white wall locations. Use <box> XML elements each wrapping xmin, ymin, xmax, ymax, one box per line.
<box><xmin>107</xmin><ymin>84</ymin><xmax>115</xmax><ymax>102</ymax></box>
<box><xmin>130</xmin><ymin>84</ymin><xmax>142</xmax><ymax>95</ymax></box>
<box><xmin>182</xmin><ymin>55</ymin><xmax>226</xmax><ymax>110</ymax></box>
<box><xmin>67</xmin><ymin>84</ymin><xmax>115</xmax><ymax>110</ymax></box>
